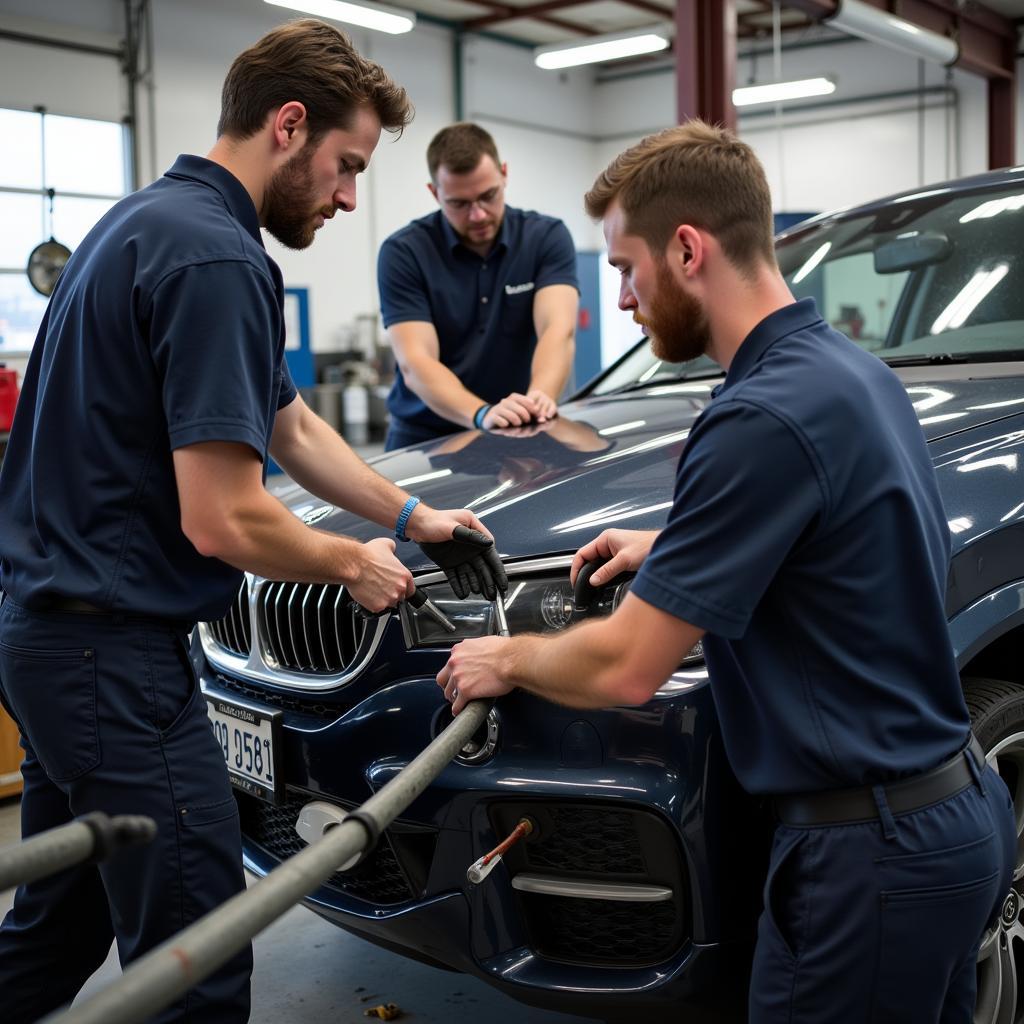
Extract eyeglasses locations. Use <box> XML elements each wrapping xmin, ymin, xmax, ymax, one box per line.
<box><xmin>442</xmin><ymin>185</ymin><xmax>503</xmax><ymax>213</ymax></box>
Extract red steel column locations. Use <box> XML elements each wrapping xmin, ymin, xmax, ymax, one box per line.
<box><xmin>675</xmin><ymin>0</ymin><xmax>737</xmax><ymax>130</ymax></box>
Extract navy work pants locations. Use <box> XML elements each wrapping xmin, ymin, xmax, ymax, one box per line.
<box><xmin>750</xmin><ymin>762</ymin><xmax>1016</xmax><ymax>1022</ymax></box>
<box><xmin>0</xmin><ymin>599</ymin><xmax>251</xmax><ymax>1023</ymax></box>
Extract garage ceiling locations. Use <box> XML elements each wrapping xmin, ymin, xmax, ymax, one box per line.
<box><xmin>405</xmin><ymin>0</ymin><xmax>1023</xmax><ymax>50</ymax></box>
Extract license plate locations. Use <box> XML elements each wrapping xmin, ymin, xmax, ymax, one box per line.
<box><xmin>205</xmin><ymin>694</ymin><xmax>282</xmax><ymax>803</ymax></box>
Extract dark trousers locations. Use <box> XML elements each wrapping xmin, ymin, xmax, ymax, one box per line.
<box><xmin>0</xmin><ymin>599</ymin><xmax>251</xmax><ymax>1023</ymax></box>
<box><xmin>750</xmin><ymin>763</ymin><xmax>1016</xmax><ymax>1022</ymax></box>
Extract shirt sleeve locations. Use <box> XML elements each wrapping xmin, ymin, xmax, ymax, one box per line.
<box><xmin>534</xmin><ymin>220</ymin><xmax>579</xmax><ymax>292</ymax></box>
<box><xmin>631</xmin><ymin>399</ymin><xmax>826</xmax><ymax>638</ymax></box>
<box><xmin>147</xmin><ymin>259</ymin><xmax>283</xmax><ymax>459</ymax></box>
<box><xmin>377</xmin><ymin>237</ymin><xmax>432</xmax><ymax>328</ymax></box>
<box><xmin>278</xmin><ymin>360</ymin><xmax>297</xmax><ymax>410</ymax></box>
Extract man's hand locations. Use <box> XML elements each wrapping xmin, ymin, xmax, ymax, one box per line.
<box><xmin>437</xmin><ymin>636</ymin><xmax>516</xmax><ymax>714</ymax></box>
<box><xmin>405</xmin><ymin>504</ymin><xmax>491</xmax><ymax>544</ymax></box>
<box><xmin>349</xmin><ymin>537</ymin><xmax>415</xmax><ymax>612</ymax></box>
<box><xmin>483</xmin><ymin>393</ymin><xmax>542</xmax><ymax>429</ymax></box>
<box><xmin>570</xmin><ymin>529</ymin><xmax>660</xmax><ymax>588</ymax></box>
<box><xmin>418</xmin><ymin>525</ymin><xmax>507</xmax><ymax>600</ymax></box>
<box><xmin>525</xmin><ymin>389</ymin><xmax>557</xmax><ymax>422</ymax></box>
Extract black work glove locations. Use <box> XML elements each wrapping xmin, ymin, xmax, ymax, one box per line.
<box><xmin>418</xmin><ymin>525</ymin><xmax>508</xmax><ymax>600</ymax></box>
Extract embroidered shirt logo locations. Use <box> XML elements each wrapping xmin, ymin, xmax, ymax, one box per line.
<box><xmin>505</xmin><ymin>281</ymin><xmax>535</xmax><ymax>295</ymax></box>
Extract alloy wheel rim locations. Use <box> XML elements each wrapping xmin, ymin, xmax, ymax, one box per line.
<box><xmin>975</xmin><ymin>731</ymin><xmax>1024</xmax><ymax>1024</ymax></box>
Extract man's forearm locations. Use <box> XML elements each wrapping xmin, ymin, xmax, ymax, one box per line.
<box><xmin>529</xmin><ymin>326</ymin><xmax>575</xmax><ymax>400</ymax></box>
<box><xmin>272</xmin><ymin>407</ymin><xmax>417</xmax><ymax>529</ymax></box>
<box><xmin>210</xmin><ymin>487</ymin><xmax>365</xmax><ymax>583</ymax></box>
<box><xmin>503</xmin><ymin>620</ymin><xmax>653</xmax><ymax>709</ymax></box>
<box><xmin>402</xmin><ymin>357</ymin><xmax>483</xmax><ymax>427</ymax></box>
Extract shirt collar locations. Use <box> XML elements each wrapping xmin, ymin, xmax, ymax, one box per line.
<box><xmin>719</xmin><ymin>297</ymin><xmax>823</xmax><ymax>394</ymax></box>
<box><xmin>164</xmin><ymin>155</ymin><xmax>263</xmax><ymax>246</ymax></box>
<box><xmin>437</xmin><ymin>207</ymin><xmax>512</xmax><ymax>257</ymax></box>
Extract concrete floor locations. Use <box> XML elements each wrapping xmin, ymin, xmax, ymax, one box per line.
<box><xmin>0</xmin><ymin>797</ymin><xmax>596</xmax><ymax>1023</ymax></box>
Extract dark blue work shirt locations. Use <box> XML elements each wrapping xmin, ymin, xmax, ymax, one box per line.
<box><xmin>377</xmin><ymin>206</ymin><xmax>578</xmax><ymax>438</ymax></box>
<box><xmin>631</xmin><ymin>299</ymin><xmax>969</xmax><ymax>795</ymax></box>
<box><xmin>0</xmin><ymin>155</ymin><xmax>297</xmax><ymax>623</ymax></box>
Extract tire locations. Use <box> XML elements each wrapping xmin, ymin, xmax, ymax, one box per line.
<box><xmin>964</xmin><ymin>677</ymin><xmax>1024</xmax><ymax>1024</ymax></box>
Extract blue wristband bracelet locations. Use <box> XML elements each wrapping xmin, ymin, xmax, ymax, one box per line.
<box><xmin>473</xmin><ymin>404</ymin><xmax>491</xmax><ymax>430</ymax></box>
<box><xmin>395</xmin><ymin>496</ymin><xmax>421</xmax><ymax>542</ymax></box>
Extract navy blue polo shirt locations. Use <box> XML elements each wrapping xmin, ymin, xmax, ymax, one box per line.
<box><xmin>631</xmin><ymin>298</ymin><xmax>970</xmax><ymax>795</ymax></box>
<box><xmin>0</xmin><ymin>155</ymin><xmax>296</xmax><ymax>623</ymax></box>
<box><xmin>377</xmin><ymin>206</ymin><xmax>578</xmax><ymax>437</ymax></box>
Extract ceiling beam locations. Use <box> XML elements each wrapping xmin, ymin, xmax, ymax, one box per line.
<box><xmin>462</xmin><ymin>0</ymin><xmax>598</xmax><ymax>34</ymax></box>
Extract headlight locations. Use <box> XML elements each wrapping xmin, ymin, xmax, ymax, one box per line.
<box><xmin>402</xmin><ymin>572</ymin><xmax>704</xmax><ymax>667</ymax></box>
<box><xmin>402</xmin><ymin>576</ymin><xmax>592</xmax><ymax>648</ymax></box>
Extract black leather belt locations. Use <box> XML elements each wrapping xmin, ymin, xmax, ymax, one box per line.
<box><xmin>43</xmin><ymin>597</ymin><xmax>107</xmax><ymax>614</ymax></box>
<box><xmin>774</xmin><ymin>735</ymin><xmax>986</xmax><ymax>827</ymax></box>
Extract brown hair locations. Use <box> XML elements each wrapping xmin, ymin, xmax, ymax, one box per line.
<box><xmin>427</xmin><ymin>122</ymin><xmax>500</xmax><ymax>180</ymax></box>
<box><xmin>585</xmin><ymin>120</ymin><xmax>776</xmax><ymax>274</ymax></box>
<box><xmin>217</xmin><ymin>18</ymin><xmax>413</xmax><ymax>142</ymax></box>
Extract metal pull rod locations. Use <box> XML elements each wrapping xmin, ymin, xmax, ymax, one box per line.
<box><xmin>42</xmin><ymin>699</ymin><xmax>492</xmax><ymax>1024</ymax></box>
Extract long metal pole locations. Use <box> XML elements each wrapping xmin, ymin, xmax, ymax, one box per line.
<box><xmin>0</xmin><ymin>813</ymin><xmax>156</xmax><ymax>891</ymax></box>
<box><xmin>43</xmin><ymin>698</ymin><xmax>490</xmax><ymax>1024</ymax></box>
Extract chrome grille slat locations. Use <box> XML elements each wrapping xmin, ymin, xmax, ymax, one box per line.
<box><xmin>273</xmin><ymin>583</ymin><xmax>289</xmax><ymax>668</ymax></box>
<box><xmin>332</xmin><ymin>587</ymin><xmax>345</xmax><ymax>667</ymax></box>
<box><xmin>286</xmin><ymin>583</ymin><xmax>301</xmax><ymax>670</ymax></box>
<box><xmin>300</xmin><ymin>586</ymin><xmax>317</xmax><ymax>672</ymax></box>
<box><xmin>226</xmin><ymin>596</ymin><xmax>242</xmax><ymax>654</ymax></box>
<box><xmin>237</xmin><ymin>583</ymin><xmax>251</xmax><ymax>651</ymax></box>
<box><xmin>316</xmin><ymin>587</ymin><xmax>331</xmax><ymax>670</ymax></box>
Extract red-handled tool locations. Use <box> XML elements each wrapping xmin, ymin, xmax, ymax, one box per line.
<box><xmin>466</xmin><ymin>818</ymin><xmax>534</xmax><ymax>884</ymax></box>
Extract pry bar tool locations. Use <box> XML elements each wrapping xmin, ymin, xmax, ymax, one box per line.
<box><xmin>407</xmin><ymin>587</ymin><xmax>457</xmax><ymax>634</ymax></box>
<box><xmin>356</xmin><ymin>586</ymin><xmax>457</xmax><ymax>634</ymax></box>
<box><xmin>467</xmin><ymin>817</ymin><xmax>534</xmax><ymax>884</ymax></box>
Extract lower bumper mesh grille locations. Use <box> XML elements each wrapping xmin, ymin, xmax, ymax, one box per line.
<box><xmin>237</xmin><ymin>790</ymin><xmax>432</xmax><ymax>905</ymax></box>
<box><xmin>490</xmin><ymin>800</ymin><xmax>688</xmax><ymax>968</ymax></box>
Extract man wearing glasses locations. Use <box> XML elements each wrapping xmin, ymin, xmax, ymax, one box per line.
<box><xmin>377</xmin><ymin>122</ymin><xmax>579</xmax><ymax>450</ymax></box>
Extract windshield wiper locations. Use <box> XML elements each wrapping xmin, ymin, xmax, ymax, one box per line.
<box><xmin>881</xmin><ymin>353</ymin><xmax>970</xmax><ymax>367</ymax></box>
<box><xmin>605</xmin><ymin>370</ymin><xmax>725</xmax><ymax>395</ymax></box>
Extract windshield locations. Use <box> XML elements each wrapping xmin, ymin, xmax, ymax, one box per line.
<box><xmin>588</xmin><ymin>179</ymin><xmax>1024</xmax><ymax>396</ymax></box>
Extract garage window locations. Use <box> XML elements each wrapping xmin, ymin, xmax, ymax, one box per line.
<box><xmin>0</xmin><ymin>107</ymin><xmax>127</xmax><ymax>351</ymax></box>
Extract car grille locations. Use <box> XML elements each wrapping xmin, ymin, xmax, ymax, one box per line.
<box><xmin>207</xmin><ymin>578</ymin><xmax>252</xmax><ymax>658</ymax></box>
<box><xmin>519</xmin><ymin>894</ymin><xmax>679</xmax><ymax>966</ymax></box>
<box><xmin>490</xmin><ymin>801</ymin><xmax>688</xmax><ymax>968</ymax></box>
<box><xmin>236</xmin><ymin>789</ymin><xmax>431</xmax><ymax>905</ymax></box>
<box><xmin>206</xmin><ymin>579</ymin><xmax>367</xmax><ymax>675</ymax></box>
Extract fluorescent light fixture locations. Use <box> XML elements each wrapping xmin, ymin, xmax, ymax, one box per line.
<box><xmin>930</xmin><ymin>263</ymin><xmax>1009</xmax><ymax>335</ymax></box>
<box><xmin>535</xmin><ymin>24</ymin><xmax>671</xmax><ymax>70</ymax></box>
<box><xmin>828</xmin><ymin>0</ymin><xmax>957</xmax><ymax>66</ymax></box>
<box><xmin>733</xmin><ymin>76</ymin><xmax>836</xmax><ymax>108</ymax></box>
<box><xmin>264</xmin><ymin>0</ymin><xmax>415</xmax><ymax>34</ymax></box>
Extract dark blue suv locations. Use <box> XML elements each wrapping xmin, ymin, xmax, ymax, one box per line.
<box><xmin>197</xmin><ymin>168</ymin><xmax>1024</xmax><ymax>1023</ymax></box>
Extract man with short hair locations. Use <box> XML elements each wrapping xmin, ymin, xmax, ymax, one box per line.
<box><xmin>0</xmin><ymin>20</ymin><xmax>499</xmax><ymax>1023</ymax></box>
<box><xmin>438</xmin><ymin>120</ymin><xmax>1016</xmax><ymax>1021</ymax></box>
<box><xmin>377</xmin><ymin>122</ymin><xmax>579</xmax><ymax>450</ymax></box>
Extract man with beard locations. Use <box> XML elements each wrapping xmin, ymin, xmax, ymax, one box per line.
<box><xmin>437</xmin><ymin>121</ymin><xmax>1015</xmax><ymax>1022</ymax></box>
<box><xmin>0</xmin><ymin>20</ymin><xmax>502</xmax><ymax>1023</ymax></box>
<box><xmin>377</xmin><ymin>122</ymin><xmax>579</xmax><ymax>450</ymax></box>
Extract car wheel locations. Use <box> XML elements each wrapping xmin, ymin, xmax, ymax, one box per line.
<box><xmin>965</xmin><ymin>677</ymin><xmax>1024</xmax><ymax>1024</ymax></box>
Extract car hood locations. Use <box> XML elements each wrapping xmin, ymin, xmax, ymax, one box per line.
<box><xmin>277</xmin><ymin>373</ymin><xmax>1024</xmax><ymax>569</ymax></box>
